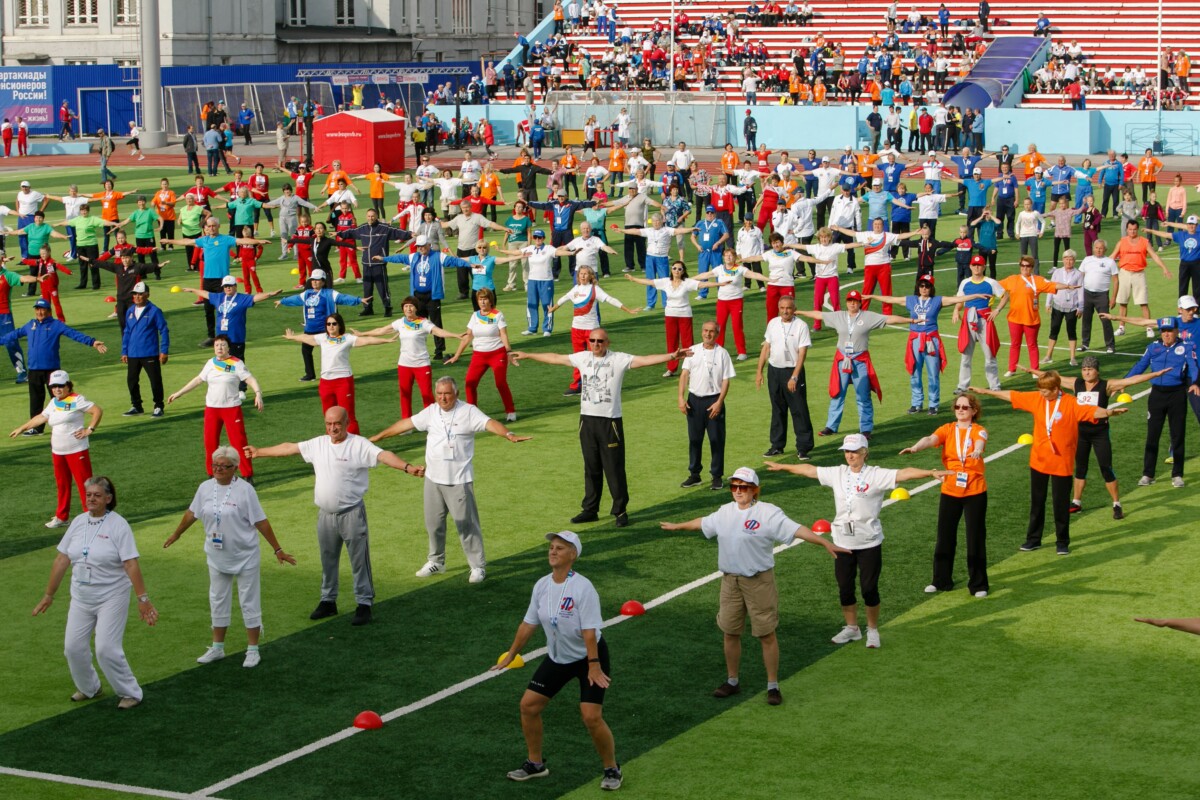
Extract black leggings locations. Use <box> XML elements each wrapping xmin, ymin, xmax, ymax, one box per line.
<box><xmin>1052</xmin><ymin>237</ymin><xmax>1071</xmax><ymax>267</ymax></box>
<box><xmin>1047</xmin><ymin>308</ymin><xmax>1078</xmax><ymax>341</ymax></box>
<box><xmin>933</xmin><ymin>491</ymin><xmax>988</xmax><ymax>593</ymax></box>
<box><xmin>1074</xmin><ymin>425</ymin><xmax>1116</xmax><ymax>482</ymax></box>
<box><xmin>835</xmin><ymin>544</ymin><xmax>882</xmax><ymax>607</ymax></box>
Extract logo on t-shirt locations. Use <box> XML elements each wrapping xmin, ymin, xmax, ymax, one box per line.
<box><xmin>743</xmin><ymin>519</ymin><xmax>761</xmax><ymax>532</ymax></box>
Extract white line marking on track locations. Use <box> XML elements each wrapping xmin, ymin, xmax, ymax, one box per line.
<box><xmin>0</xmin><ymin>766</ymin><xmax>226</xmax><ymax>800</ymax></box>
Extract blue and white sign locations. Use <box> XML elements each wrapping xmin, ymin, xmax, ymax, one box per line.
<box><xmin>0</xmin><ymin>68</ymin><xmax>53</xmax><ymax>127</ymax></box>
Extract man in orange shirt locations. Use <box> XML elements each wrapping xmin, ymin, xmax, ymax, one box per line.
<box><xmin>477</xmin><ymin>164</ymin><xmax>504</xmax><ymax>221</ymax></box>
<box><xmin>972</xmin><ymin>371</ymin><xmax>1124</xmax><ymax>554</ymax></box>
<box><xmin>90</xmin><ymin>179</ymin><xmax>137</xmax><ymax>251</ymax></box>
<box><xmin>1136</xmin><ymin>147</ymin><xmax>1164</xmax><ymax>203</ymax></box>
<box><xmin>998</xmin><ymin>255</ymin><xmax>1059</xmax><ymax>375</ymax></box>
<box><xmin>1014</xmin><ymin>144</ymin><xmax>1047</xmax><ymax>179</ymax></box>
<box><xmin>855</xmin><ymin>146</ymin><xmax>880</xmax><ymax>183</ymax></box>
<box><xmin>1112</xmin><ymin>220</ymin><xmax>1171</xmax><ymax>331</ymax></box>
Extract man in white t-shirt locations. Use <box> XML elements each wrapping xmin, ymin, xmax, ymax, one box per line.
<box><xmin>370</xmin><ymin>376</ymin><xmax>529</xmax><ymax>584</ymax></box>
<box><xmin>243</xmin><ymin>406</ymin><xmax>424</xmax><ymax>625</ymax></box>
<box><xmin>756</xmin><ymin>295</ymin><xmax>815</xmax><ymax>459</ymax></box>
<box><xmin>1078</xmin><ymin>238</ymin><xmax>1120</xmax><ymax>353</ymax></box>
<box><xmin>678</xmin><ymin>321</ymin><xmax>736</xmax><ymax>490</ymax></box>
<box><xmin>513</xmin><ymin>328</ymin><xmax>682</xmax><ymax>526</ymax></box>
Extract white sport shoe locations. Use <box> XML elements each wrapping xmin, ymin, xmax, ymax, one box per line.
<box><xmin>736</xmin><ymin>353</ymin><xmax>748</xmax><ymax>361</ymax></box>
<box><xmin>1138</xmin><ymin>475</ymin><xmax>1154</xmax><ymax>486</ymax></box>
<box><xmin>1172</xmin><ymin>476</ymin><xmax>1185</xmax><ymax>488</ymax></box>
<box><xmin>1003</xmin><ymin>370</ymin><xmax>1015</xmax><ymax>377</ymax></box>
<box><xmin>469</xmin><ymin>568</ymin><xmax>487</xmax><ymax>584</ymax></box>
<box><xmin>974</xmin><ymin>590</ymin><xmax>989</xmax><ymax>598</ymax></box>
<box><xmin>415</xmin><ymin>561</ymin><xmax>444</xmax><ymax>578</ymax></box>
<box><xmin>831</xmin><ymin>625</ymin><xmax>862</xmax><ymax>644</ymax></box>
<box><xmin>45</xmin><ymin>516</ymin><xmax>68</xmax><ymax>528</ymax></box>
<box><xmin>923</xmin><ymin>584</ymin><xmax>938</xmax><ymax>593</ymax></box>
<box><xmin>865</xmin><ymin>628</ymin><xmax>881</xmax><ymax>648</ymax></box>
<box><xmin>243</xmin><ymin>650</ymin><xmax>261</xmax><ymax>668</ymax></box>
<box><xmin>505</xmin><ymin>412</ymin><xmax>517</xmax><ymax>422</ymax></box>
<box><xmin>196</xmin><ymin>646</ymin><xmax>226</xmax><ymax>664</ymax></box>
<box><xmin>1115</xmin><ymin>324</ymin><xmax>1125</xmax><ymax>336</ymax></box>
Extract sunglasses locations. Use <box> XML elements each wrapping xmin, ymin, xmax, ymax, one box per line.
<box><xmin>326</xmin><ymin>322</ymin><xmax>340</xmax><ymax>326</ymax></box>
<box><xmin>589</xmin><ymin>338</ymin><xmax>608</xmax><ymax>344</ymax></box>
<box><xmin>953</xmin><ymin>404</ymin><xmax>972</xmax><ymax>410</ymax></box>
<box><xmin>730</xmin><ymin>483</ymin><xmax>754</xmax><ymax>492</ymax></box>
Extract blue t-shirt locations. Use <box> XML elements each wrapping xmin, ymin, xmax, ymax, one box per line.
<box><xmin>865</xmin><ymin>191</ymin><xmax>890</xmax><ymax>223</ymax></box>
<box><xmin>196</xmin><ymin>235</ymin><xmax>237</xmax><ymax>279</ymax></box>
<box><xmin>208</xmin><ymin>293</ymin><xmax>255</xmax><ymax>343</ymax></box>
<box><xmin>1024</xmin><ymin>178</ymin><xmax>1049</xmax><ymax>204</ymax></box>
<box><xmin>959</xmin><ymin>277</ymin><xmax>1000</xmax><ymax>311</ymax></box>
<box><xmin>906</xmin><ymin>295</ymin><xmax>944</xmax><ymax>333</ymax></box>
<box><xmin>975</xmin><ymin>219</ymin><xmax>998</xmax><ymax>250</ymax></box>
<box><xmin>950</xmin><ymin>155</ymin><xmax>983</xmax><ymax>179</ymax></box>
<box><xmin>467</xmin><ymin>255</ymin><xmax>497</xmax><ymax>290</ymax></box>
<box><xmin>1172</xmin><ymin>231</ymin><xmax>1200</xmax><ymax>263</ymax></box>
<box><xmin>994</xmin><ymin>175</ymin><xmax>1018</xmax><ymax>200</ymax></box>
<box><xmin>1171</xmin><ymin>315</ymin><xmax>1200</xmax><ymax>343</ymax></box>
<box><xmin>880</xmin><ymin>87</ymin><xmax>895</xmax><ymax>107</ymax></box>
<box><xmin>696</xmin><ymin>219</ymin><xmax>728</xmax><ymax>251</ymax></box>
<box><xmin>964</xmin><ymin>179</ymin><xmax>993</xmax><ymax>207</ymax></box>
<box><xmin>879</xmin><ymin>162</ymin><xmax>906</xmax><ymax>193</ymax></box>
<box><xmin>888</xmin><ymin>192</ymin><xmax>916</xmax><ymax>224</ymax></box>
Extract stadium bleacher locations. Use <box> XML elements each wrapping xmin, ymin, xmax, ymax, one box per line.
<box><xmin>504</xmin><ymin>1</ymin><xmax>1198</xmax><ymax>110</ymax></box>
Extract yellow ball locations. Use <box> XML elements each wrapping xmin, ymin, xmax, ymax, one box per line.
<box><xmin>169</xmin><ymin>285</ymin><xmax>181</xmax><ymax>293</ymax></box>
<box><xmin>889</xmin><ymin>488</ymin><xmax>910</xmax><ymax>501</ymax></box>
<box><xmin>497</xmin><ymin>652</ymin><xmax>525</xmax><ymax>669</ymax></box>
<box><xmin>1017</xmin><ymin>433</ymin><xmax>1034</xmax><ymax>445</ymax></box>
<box><xmin>489</xmin><ymin>240</ymin><xmax>498</xmax><ymax>247</ymax></box>
<box><xmin>1116</xmin><ymin>393</ymin><xmax>1133</xmax><ymax>403</ymax></box>
<box><xmin>290</xmin><ymin>268</ymin><xmax>300</xmax><ymax>275</ymax></box>
<box><xmin>573</xmin><ymin>228</ymin><xmax>579</xmax><ymax>235</ymax></box>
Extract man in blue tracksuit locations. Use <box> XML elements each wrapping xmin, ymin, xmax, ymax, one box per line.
<box><xmin>1099</xmin><ymin>151</ymin><xmax>1125</xmax><ymax>217</ymax></box>
<box><xmin>277</xmin><ymin>268</ymin><xmax>366</xmax><ymax>380</ymax></box>
<box><xmin>529</xmin><ymin>191</ymin><xmax>595</xmax><ymax>279</ymax></box>
<box><xmin>0</xmin><ymin>299</ymin><xmax>106</xmax><ymax>434</ymax></box>
<box><xmin>121</xmin><ymin>281</ymin><xmax>169</xmax><ymax>417</ymax></box>
<box><xmin>380</xmin><ymin>236</ymin><xmax>471</xmax><ymax>360</ymax></box>
<box><xmin>1025</xmin><ymin>169</ymin><xmax>1050</xmax><ymax>213</ymax></box>
<box><xmin>961</xmin><ymin>168</ymin><xmax>994</xmax><ymax>236</ymax></box>
<box><xmin>692</xmin><ymin>208</ymin><xmax>728</xmax><ymax>299</ymax></box>
<box><xmin>1126</xmin><ymin>318</ymin><xmax>1200</xmax><ymax>486</ymax></box>
<box><xmin>991</xmin><ymin>167</ymin><xmax>1019</xmax><ymax>239</ymax></box>
<box><xmin>949</xmin><ymin>148</ymin><xmax>986</xmax><ymax>213</ymax></box>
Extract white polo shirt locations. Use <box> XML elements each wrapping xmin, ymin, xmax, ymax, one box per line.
<box><xmin>188</xmin><ymin>477</ymin><xmax>268</xmax><ymax>574</ymax></box>
<box><xmin>524</xmin><ymin>571</ymin><xmax>604</xmax><ymax>664</ymax></box>
<box><xmin>565</xmin><ymin>235</ymin><xmax>605</xmax><ymax>268</ymax></box>
<box><xmin>682</xmin><ymin>343</ymin><xmax>736</xmax><ymax>396</ymax></box>
<box><xmin>643</xmin><ymin>226</ymin><xmax>676</xmax><ymax>257</ymax></box>
<box><xmin>700</xmin><ymin>500</ymin><xmax>799</xmax><ymax>576</ymax></box>
<box><xmin>410</xmin><ymin>399</ymin><xmax>492</xmax><ymax>485</ymax></box>
<box><xmin>466</xmin><ymin>309</ymin><xmax>508</xmax><ymax>353</ymax></box>
<box><xmin>816</xmin><ymin>464</ymin><xmax>898</xmax><ymax>549</ymax></box>
<box><xmin>653</xmin><ymin>277</ymin><xmax>700</xmax><ymax>317</ymax></box>
<box><xmin>199</xmin><ymin>358</ymin><xmax>252</xmax><ymax>408</ymax></box>
<box><xmin>298</xmin><ymin>434</ymin><xmax>382</xmax><ymax>512</ymax></box>
<box><xmin>569</xmin><ymin>350</ymin><xmax>635</xmax><ymax>418</ymax></box>
<box><xmin>802</xmin><ymin>243</ymin><xmax>848</xmax><ymax>279</ymax></box>
<box><xmin>1078</xmin><ymin>255</ymin><xmax>1119</xmax><ymax>292</ymax></box>
<box><xmin>523</xmin><ymin>243</ymin><xmax>556</xmax><ymax>281</ymax></box>
<box><xmin>16</xmin><ymin>190</ymin><xmax>45</xmax><ymax>216</ymax></box>
<box><xmin>763</xmin><ymin>316</ymin><xmax>813</xmax><ymax>368</ymax></box>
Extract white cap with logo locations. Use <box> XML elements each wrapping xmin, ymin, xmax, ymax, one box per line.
<box><xmin>132</xmin><ymin>281</ymin><xmax>148</xmax><ymax>293</ymax></box>
<box><xmin>49</xmin><ymin>369</ymin><xmax>70</xmax><ymax>385</ymax></box>
<box><xmin>309</xmin><ymin>269</ymin><xmax>327</xmax><ymax>281</ymax></box>
<box><xmin>729</xmin><ymin>466</ymin><xmax>760</xmax><ymax>486</ymax></box>
<box><xmin>545</xmin><ymin>530</ymin><xmax>582</xmax><ymax>556</ymax></box>
<box><xmin>221</xmin><ymin>275</ymin><xmax>238</xmax><ymax>286</ymax></box>
<box><xmin>1187</xmin><ymin>215</ymin><xmax>1199</xmax><ymax>225</ymax></box>
<box><xmin>839</xmin><ymin>433</ymin><xmax>870</xmax><ymax>451</ymax></box>
<box><xmin>415</xmin><ymin>234</ymin><xmax>429</xmax><ymax>247</ymax></box>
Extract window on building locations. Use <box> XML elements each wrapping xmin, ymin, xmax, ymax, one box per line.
<box><xmin>17</xmin><ymin>0</ymin><xmax>50</xmax><ymax>27</ymax></box>
<box><xmin>116</xmin><ymin>59</ymin><xmax>139</xmax><ymax>68</ymax></box>
<box><xmin>336</xmin><ymin>0</ymin><xmax>355</xmax><ymax>26</ymax></box>
<box><xmin>65</xmin><ymin>0</ymin><xmax>99</xmax><ymax>25</ymax></box>
<box><xmin>288</xmin><ymin>0</ymin><xmax>307</xmax><ymax>26</ymax></box>
<box><xmin>64</xmin><ymin>58</ymin><xmax>98</xmax><ymax>65</ymax></box>
<box><xmin>452</xmin><ymin>0</ymin><xmax>471</xmax><ymax>34</ymax></box>
<box><xmin>115</xmin><ymin>0</ymin><xmax>139</xmax><ymax>25</ymax></box>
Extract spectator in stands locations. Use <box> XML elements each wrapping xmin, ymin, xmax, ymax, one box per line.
<box><xmin>1033</xmin><ymin>13</ymin><xmax>1052</xmax><ymax>38</ymax></box>
<box><xmin>978</xmin><ymin>1</ymin><xmax>989</xmax><ymax>33</ymax></box>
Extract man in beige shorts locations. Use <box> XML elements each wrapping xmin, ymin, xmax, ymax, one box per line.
<box><xmin>1112</xmin><ymin>220</ymin><xmax>1172</xmax><ymax>338</ymax></box>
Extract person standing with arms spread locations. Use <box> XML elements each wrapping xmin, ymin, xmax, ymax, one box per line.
<box><xmin>678</xmin><ymin>320</ymin><xmax>736</xmax><ymax>490</ymax></box>
<box><xmin>275</xmin><ymin>270</ymin><xmax>367</xmax><ymax>381</ymax></box>
<box><xmin>757</xmin><ymin>296</ymin><xmax>815</xmax><ymax>460</ymax></box>
<box><xmin>492</xmin><ymin>531</ymin><xmax>623</xmax><ymax>790</ymax></box>
<box><xmin>972</xmin><ymin>371</ymin><xmax>1124</xmax><ymax>554</ymax></box>
<box><xmin>547</xmin><ymin>265</ymin><xmax>638</xmax><ymax>396</ymax></box>
<box><xmin>511</xmin><ymin>330</ymin><xmax>682</xmax><ymax>527</ymax></box>
<box><xmin>370</xmin><ymin>376</ymin><xmax>531</xmax><ymax>584</ymax></box>
<box><xmin>997</xmin><ymin>255</ymin><xmax>1059</xmax><ymax>376</ymax></box>
<box><xmin>766</xmin><ymin>436</ymin><xmax>948</xmax><ymax>648</ymax></box>
<box><xmin>1111</xmin><ymin>220</ymin><xmax>1172</xmax><ymax>339</ymax></box>
<box><xmin>1124</xmin><ymin>318</ymin><xmax>1200</xmax><ymax>489</ymax></box>
<box><xmin>660</xmin><ymin>467</ymin><xmax>847</xmax><ymax>704</ymax></box>
<box><xmin>953</xmin><ymin>254</ymin><xmax>1007</xmax><ymax>394</ymax></box>
<box><xmin>243</xmin><ymin>407</ymin><xmax>424</xmax><ymax>626</ymax></box>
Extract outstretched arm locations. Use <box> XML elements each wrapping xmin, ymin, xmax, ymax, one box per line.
<box><xmin>970</xmin><ymin>386</ymin><xmax>1012</xmax><ymax>402</ymax></box>
<box><xmin>242</xmin><ymin>442</ymin><xmax>302</xmax><ymax>459</ymax></box>
<box><xmin>509</xmin><ymin>350</ymin><xmax>575</xmax><ymax>367</ymax></box>
<box><xmin>1134</xmin><ymin>617</ymin><xmax>1200</xmax><ymax>635</ymax></box>
<box><xmin>763</xmin><ymin>461</ymin><xmax>819</xmax><ymax>479</ymax></box>
<box><xmin>283</xmin><ymin>328</ymin><xmax>319</xmax><ymax>346</ymax></box>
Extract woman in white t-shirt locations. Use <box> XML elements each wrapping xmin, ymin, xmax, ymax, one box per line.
<box><xmin>164</xmin><ymin>446</ymin><xmax>295</xmax><ymax>669</ymax></box>
<box><xmin>766</xmin><ymin>434</ymin><xmax>948</xmax><ymax>648</ymax></box>
<box><xmin>167</xmin><ymin>336</ymin><xmax>265</xmax><ymax>480</ymax></box>
<box><xmin>357</xmin><ymin>294</ymin><xmax>463</xmax><ymax>418</ymax></box>
<box><xmin>10</xmin><ymin>369</ymin><xmax>102</xmax><ymax>529</ymax></box>
<box><xmin>625</xmin><ymin>262</ymin><xmax>720</xmax><ymax>377</ymax></box>
<box><xmin>798</xmin><ymin>227</ymin><xmax>865</xmax><ymax>331</ymax></box>
<box><xmin>283</xmin><ymin>313</ymin><xmax>393</xmax><ymax>434</ymax></box>
<box><xmin>445</xmin><ymin>288</ymin><xmax>518</xmax><ymax>421</ymax></box>
<box><xmin>32</xmin><ymin>475</ymin><xmax>157</xmax><ymax>709</ymax></box>
<box><xmin>695</xmin><ymin>249</ymin><xmax>769</xmax><ymax>360</ymax></box>
<box><xmin>740</xmin><ymin>233</ymin><xmax>820</xmax><ymax>323</ymax></box>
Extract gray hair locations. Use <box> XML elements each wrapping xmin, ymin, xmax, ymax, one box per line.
<box><xmin>211</xmin><ymin>445</ymin><xmax>240</xmax><ymax>467</ymax></box>
<box><xmin>435</xmin><ymin>376</ymin><xmax>459</xmax><ymax>393</ymax></box>
<box><xmin>85</xmin><ymin>475</ymin><xmax>117</xmax><ymax>510</ymax></box>
<box><xmin>1062</xmin><ymin>249</ymin><xmax>1077</xmax><ymax>260</ymax></box>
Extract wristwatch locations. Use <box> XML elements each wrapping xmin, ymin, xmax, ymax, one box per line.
<box><xmin>137</xmin><ymin>594</ymin><xmax>150</xmax><ymax>603</ymax></box>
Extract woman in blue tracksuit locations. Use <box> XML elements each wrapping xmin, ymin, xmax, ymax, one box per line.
<box><xmin>276</xmin><ymin>269</ymin><xmax>365</xmax><ymax>381</ymax></box>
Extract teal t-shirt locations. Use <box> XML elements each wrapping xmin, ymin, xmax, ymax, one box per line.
<box><xmin>504</xmin><ymin>215</ymin><xmax>531</xmax><ymax>244</ymax></box>
<box><xmin>228</xmin><ymin>197</ymin><xmax>262</xmax><ymax>228</ymax></box>
<box><xmin>21</xmin><ymin>222</ymin><xmax>53</xmax><ymax>253</ymax></box>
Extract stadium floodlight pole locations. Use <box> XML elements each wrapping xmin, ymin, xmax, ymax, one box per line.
<box><xmin>139</xmin><ymin>0</ymin><xmax>166</xmax><ymax>149</ymax></box>
<box><xmin>304</xmin><ymin>78</ymin><xmax>315</xmax><ymax>168</ymax></box>
<box><xmin>669</xmin><ymin>0</ymin><xmax>676</xmax><ymax>93</ymax></box>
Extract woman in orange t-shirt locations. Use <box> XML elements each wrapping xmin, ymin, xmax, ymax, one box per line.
<box><xmin>997</xmin><ymin>255</ymin><xmax>1059</xmax><ymax>375</ymax></box>
<box><xmin>972</xmin><ymin>371</ymin><xmax>1124</xmax><ymax>554</ymax></box>
<box><xmin>357</xmin><ymin>164</ymin><xmax>391</xmax><ymax>216</ymax></box>
<box><xmin>1137</xmin><ymin>148</ymin><xmax>1164</xmax><ymax>203</ymax></box>
<box><xmin>900</xmin><ymin>391</ymin><xmax>989</xmax><ymax>595</ymax></box>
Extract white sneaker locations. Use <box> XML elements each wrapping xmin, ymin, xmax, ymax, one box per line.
<box><xmin>1115</xmin><ymin>324</ymin><xmax>1125</xmax><ymax>336</ymax></box>
<box><xmin>469</xmin><ymin>568</ymin><xmax>487</xmax><ymax>584</ymax></box>
<box><xmin>831</xmin><ymin>625</ymin><xmax>862</xmax><ymax>644</ymax></box>
<box><xmin>736</xmin><ymin>353</ymin><xmax>748</xmax><ymax>361</ymax></box>
<box><xmin>1003</xmin><ymin>370</ymin><xmax>1015</xmax><ymax>378</ymax></box>
<box><xmin>196</xmin><ymin>646</ymin><xmax>226</xmax><ymax>664</ymax></box>
<box><xmin>45</xmin><ymin>516</ymin><xmax>68</xmax><ymax>528</ymax></box>
<box><xmin>865</xmin><ymin>628</ymin><xmax>881</xmax><ymax>648</ymax></box>
<box><xmin>1042</xmin><ymin>357</ymin><xmax>1053</xmax><ymax>364</ymax></box>
<box><xmin>238</xmin><ymin>390</ymin><xmax>247</xmax><ymax>403</ymax></box>
<box><xmin>542</xmin><ymin>331</ymin><xmax>552</xmax><ymax>337</ymax></box>
<box><xmin>974</xmin><ymin>590</ymin><xmax>988</xmax><ymax>598</ymax></box>
<box><xmin>505</xmin><ymin>412</ymin><xmax>517</xmax><ymax>422</ymax></box>
<box><xmin>662</xmin><ymin>370</ymin><xmax>674</xmax><ymax>378</ymax></box>
<box><xmin>243</xmin><ymin>650</ymin><xmax>261</xmax><ymax>668</ymax></box>
<box><xmin>1137</xmin><ymin>475</ymin><xmax>1154</xmax><ymax>486</ymax></box>
<box><xmin>415</xmin><ymin>561</ymin><xmax>444</xmax><ymax>578</ymax></box>
<box><xmin>923</xmin><ymin>584</ymin><xmax>937</xmax><ymax>593</ymax></box>
<box><xmin>1146</xmin><ymin>327</ymin><xmax>1155</xmax><ymax>338</ymax></box>
<box><xmin>1172</xmin><ymin>476</ymin><xmax>1185</xmax><ymax>488</ymax></box>
<box><xmin>333</xmin><ymin>278</ymin><xmax>346</xmax><ymax>284</ymax></box>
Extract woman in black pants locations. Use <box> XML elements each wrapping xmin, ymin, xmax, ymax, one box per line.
<box><xmin>900</xmin><ymin>391</ymin><xmax>990</xmax><ymax>597</ymax></box>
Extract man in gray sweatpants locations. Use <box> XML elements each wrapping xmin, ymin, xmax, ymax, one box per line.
<box><xmin>243</xmin><ymin>406</ymin><xmax>425</xmax><ymax>626</ymax></box>
<box><xmin>368</xmin><ymin>376</ymin><xmax>530</xmax><ymax>584</ymax></box>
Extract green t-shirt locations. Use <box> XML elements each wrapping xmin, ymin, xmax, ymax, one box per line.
<box><xmin>66</xmin><ymin>215</ymin><xmax>107</xmax><ymax>247</ymax></box>
<box><xmin>228</xmin><ymin>197</ymin><xmax>262</xmax><ymax>227</ymax></box>
<box><xmin>129</xmin><ymin>208</ymin><xmax>159</xmax><ymax>239</ymax></box>
<box><xmin>505</xmin><ymin>215</ymin><xmax>532</xmax><ymax>243</ymax></box>
<box><xmin>178</xmin><ymin>205</ymin><xmax>206</xmax><ymax>237</ymax></box>
<box><xmin>21</xmin><ymin>222</ymin><xmax>53</xmax><ymax>253</ymax></box>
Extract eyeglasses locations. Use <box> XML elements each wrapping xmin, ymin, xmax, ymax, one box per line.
<box><xmin>212</xmin><ymin>463</ymin><xmax>236</xmax><ymax>470</ymax></box>
<box><xmin>588</xmin><ymin>338</ymin><xmax>607</xmax><ymax>344</ymax></box>
<box><xmin>953</xmin><ymin>404</ymin><xmax>972</xmax><ymax>410</ymax></box>
<box><xmin>730</xmin><ymin>484</ymin><xmax>753</xmax><ymax>492</ymax></box>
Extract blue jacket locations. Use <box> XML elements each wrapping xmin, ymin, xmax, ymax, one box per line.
<box><xmin>528</xmin><ymin>199</ymin><xmax>596</xmax><ymax>232</ymax></box>
<box><xmin>1126</xmin><ymin>338</ymin><xmax>1199</xmax><ymax>388</ymax></box>
<box><xmin>0</xmin><ymin>316</ymin><xmax>95</xmax><ymax>371</ymax></box>
<box><xmin>121</xmin><ymin>302</ymin><xmax>169</xmax><ymax>358</ymax></box>
<box><xmin>279</xmin><ymin>288</ymin><xmax>363</xmax><ymax>334</ymax></box>
<box><xmin>383</xmin><ymin>251</ymin><xmax>471</xmax><ymax>301</ymax></box>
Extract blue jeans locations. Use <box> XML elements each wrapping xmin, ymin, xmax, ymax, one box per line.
<box><xmin>697</xmin><ymin>249</ymin><xmax>723</xmax><ymax>299</ymax></box>
<box><xmin>66</xmin><ymin>226</ymin><xmax>77</xmax><ymax>260</ymax></box>
<box><xmin>0</xmin><ymin>312</ymin><xmax>24</xmax><ymax>375</ymax></box>
<box><xmin>644</xmin><ymin>255</ymin><xmax>669</xmax><ymax>308</ymax></box>
<box><xmin>99</xmin><ymin>156</ymin><xmax>116</xmax><ymax>183</ymax></box>
<box><xmin>909</xmin><ymin>338</ymin><xmax>942</xmax><ymax>409</ymax></box>
<box><xmin>16</xmin><ymin>215</ymin><xmax>32</xmax><ymax>259</ymax></box>
<box><xmin>207</xmin><ymin>148</ymin><xmax>220</xmax><ymax>176</ymax></box>
<box><xmin>526</xmin><ymin>279</ymin><xmax>554</xmax><ymax>332</ymax></box>
<box><xmin>825</xmin><ymin>357</ymin><xmax>875</xmax><ymax>433</ymax></box>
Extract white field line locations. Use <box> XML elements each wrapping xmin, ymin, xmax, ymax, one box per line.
<box><xmin>0</xmin><ymin>766</ymin><xmax>227</xmax><ymax>800</ymax></box>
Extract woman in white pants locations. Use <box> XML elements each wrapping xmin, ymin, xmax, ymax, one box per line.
<box><xmin>32</xmin><ymin>475</ymin><xmax>157</xmax><ymax>710</ymax></box>
<box><xmin>164</xmin><ymin>446</ymin><xmax>295</xmax><ymax>668</ymax></box>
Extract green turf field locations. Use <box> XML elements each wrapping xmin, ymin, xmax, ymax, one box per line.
<box><xmin>1</xmin><ymin>165</ymin><xmax>1198</xmax><ymax>799</ymax></box>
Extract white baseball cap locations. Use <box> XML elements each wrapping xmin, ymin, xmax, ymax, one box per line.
<box><xmin>872</xmin><ymin>178</ymin><xmax>882</xmax><ymax>185</ymax></box>
<box><xmin>20</xmin><ymin>180</ymin><xmax>30</xmax><ymax>187</ymax></box>
<box><xmin>839</xmin><ymin>433</ymin><xmax>870</xmax><ymax>451</ymax></box>
<box><xmin>414</xmin><ymin>234</ymin><xmax>430</xmax><ymax>246</ymax></box>
<box><xmin>545</xmin><ymin>530</ymin><xmax>582</xmax><ymax>556</ymax></box>
<box><xmin>1179</xmin><ymin>295</ymin><xmax>1199</xmax><ymax>310</ymax></box>
<box><xmin>309</xmin><ymin>269</ymin><xmax>327</xmax><ymax>281</ymax></box>
<box><xmin>1187</xmin><ymin>215</ymin><xmax>1199</xmax><ymax>225</ymax></box>
<box><xmin>729</xmin><ymin>466</ymin><xmax>760</xmax><ymax>486</ymax></box>
<box><xmin>927</xmin><ymin>150</ymin><xmax>936</xmax><ymax>156</ymax></box>
<box><xmin>221</xmin><ymin>275</ymin><xmax>238</xmax><ymax>286</ymax></box>
<box><xmin>973</xmin><ymin>166</ymin><xmax>982</xmax><ymax>173</ymax></box>
<box><xmin>132</xmin><ymin>281</ymin><xmax>148</xmax><ymax>293</ymax></box>
<box><xmin>1034</xmin><ymin>166</ymin><xmax>1044</xmax><ymax>173</ymax></box>
<box><xmin>48</xmin><ymin>369</ymin><xmax>70</xmax><ymax>385</ymax></box>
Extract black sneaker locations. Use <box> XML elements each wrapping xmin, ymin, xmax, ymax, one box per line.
<box><xmin>1069</xmin><ymin>501</ymin><xmax>1082</xmax><ymax>514</ymax></box>
<box><xmin>198</xmin><ymin>338</ymin><xmax>215</xmax><ymax>348</ymax></box>
<box><xmin>710</xmin><ymin>477</ymin><xmax>723</xmax><ymax>491</ymax></box>
<box><xmin>763</xmin><ymin>447</ymin><xmax>784</xmax><ymax>456</ymax></box>
<box><xmin>309</xmin><ymin>600</ymin><xmax>338</xmax><ymax>620</ymax></box>
<box><xmin>862</xmin><ymin>432</ymin><xmax>873</xmax><ymax>441</ymax></box>
<box><xmin>1056</xmin><ymin>545</ymin><xmax>1070</xmax><ymax>556</ymax></box>
<box><xmin>21</xmin><ymin>429</ymin><xmax>42</xmax><ymax>436</ymax></box>
<box><xmin>927</xmin><ymin>407</ymin><xmax>939</xmax><ymax>415</ymax></box>
<box><xmin>817</xmin><ymin>427</ymin><xmax>835</xmax><ymax>437</ymax></box>
<box><xmin>563</xmin><ymin>386</ymin><xmax>582</xmax><ymax>396</ymax></box>
<box><xmin>298</xmin><ymin>375</ymin><xmax>315</xmax><ymax>382</ymax></box>
<box><xmin>122</xmin><ymin>408</ymin><xmax>144</xmax><ymax>417</ymax></box>
<box><xmin>681</xmin><ymin>474</ymin><xmax>703</xmax><ymax>488</ymax></box>
<box><xmin>766</xmin><ymin>688</ymin><xmax>783</xmax><ymax>706</ymax></box>
<box><xmin>907</xmin><ymin>405</ymin><xmax>921</xmax><ymax>414</ymax></box>
<box><xmin>1113</xmin><ymin>504</ymin><xmax>1124</xmax><ymax>520</ymax></box>
<box><xmin>351</xmin><ymin>604</ymin><xmax>372</xmax><ymax>626</ymax></box>
<box><xmin>796</xmin><ymin>452</ymin><xmax>811</xmax><ymax>461</ymax></box>
<box><xmin>571</xmin><ymin>511</ymin><xmax>599</xmax><ymax>524</ymax></box>
<box><xmin>1019</xmin><ymin>542</ymin><xmax>1041</xmax><ymax>552</ymax></box>
<box><xmin>613</xmin><ymin>513</ymin><xmax>630</xmax><ymax>528</ymax></box>
<box><xmin>151</xmin><ymin>407</ymin><xmax>164</xmax><ymax>418</ymax></box>
<box><xmin>507</xmin><ymin>760</ymin><xmax>549</xmax><ymax>781</ymax></box>
<box><xmin>712</xmin><ymin>681</ymin><xmax>741</xmax><ymax>698</ymax></box>
<box><xmin>600</xmin><ymin>766</ymin><xmax>623</xmax><ymax>791</ymax></box>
